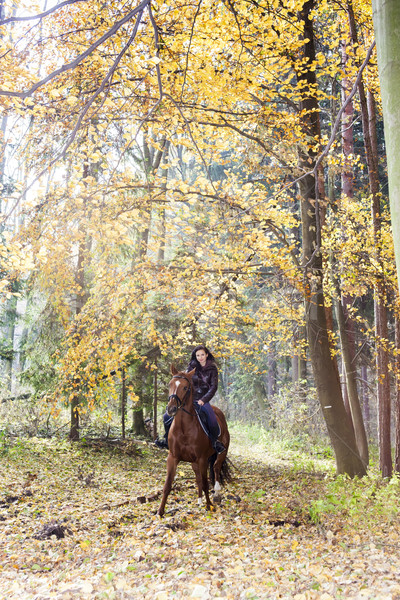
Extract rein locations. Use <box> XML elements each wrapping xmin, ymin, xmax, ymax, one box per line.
<box><xmin>168</xmin><ymin>374</ymin><xmax>194</xmax><ymax>416</ymax></box>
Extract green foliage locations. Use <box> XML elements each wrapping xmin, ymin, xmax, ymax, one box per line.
<box><xmin>308</xmin><ymin>497</ymin><xmax>341</xmax><ymax>524</ymax></box>
<box><xmin>0</xmin><ymin>429</ymin><xmax>10</xmax><ymax>455</ymax></box>
<box><xmin>0</xmin><ymin>339</ymin><xmax>14</xmax><ymax>361</ymax></box>
<box><xmin>233</xmin><ymin>421</ymin><xmax>400</xmax><ymax>530</ymax></box>
<box><xmin>17</xmin><ymin>299</ymin><xmax>64</xmax><ymax>396</ymax></box>
<box><xmin>0</xmin><ymin>428</ymin><xmax>26</xmax><ymax>456</ymax></box>
<box><xmin>306</xmin><ymin>471</ymin><xmax>400</xmax><ymax>526</ymax></box>
<box><xmin>18</xmin><ymin>361</ymin><xmax>58</xmax><ymax>395</ymax></box>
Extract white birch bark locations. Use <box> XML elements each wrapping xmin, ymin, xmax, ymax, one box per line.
<box><xmin>372</xmin><ymin>0</ymin><xmax>400</xmax><ymax>281</ymax></box>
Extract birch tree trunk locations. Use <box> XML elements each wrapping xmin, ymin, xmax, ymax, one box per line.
<box><xmin>372</xmin><ymin>0</ymin><xmax>400</xmax><ymax>281</ymax></box>
<box><xmin>348</xmin><ymin>0</ymin><xmax>391</xmax><ymax>476</ymax></box>
<box><xmin>395</xmin><ymin>318</ymin><xmax>400</xmax><ymax>472</ymax></box>
<box><xmin>372</xmin><ymin>0</ymin><xmax>400</xmax><ymax>474</ymax></box>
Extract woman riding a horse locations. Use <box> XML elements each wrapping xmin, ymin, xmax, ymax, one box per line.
<box><xmin>157</xmin><ymin>359</ymin><xmax>231</xmax><ymax>516</ymax></box>
<box><xmin>155</xmin><ymin>345</ymin><xmax>225</xmax><ymax>455</ymax></box>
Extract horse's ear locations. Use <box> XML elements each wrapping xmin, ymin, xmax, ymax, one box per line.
<box><xmin>171</xmin><ymin>365</ymin><xmax>178</xmax><ymax>375</ymax></box>
<box><xmin>187</xmin><ymin>368</ymin><xmax>196</xmax><ymax>378</ymax></box>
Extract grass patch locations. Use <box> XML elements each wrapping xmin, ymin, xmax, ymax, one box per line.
<box><xmin>229</xmin><ymin>421</ymin><xmax>335</xmax><ymax>475</ymax></box>
<box><xmin>230</xmin><ymin>421</ymin><xmax>400</xmax><ymax>530</ymax></box>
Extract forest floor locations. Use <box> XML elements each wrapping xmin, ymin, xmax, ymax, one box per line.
<box><xmin>1</xmin><ymin>427</ymin><xmax>400</xmax><ymax>600</ymax></box>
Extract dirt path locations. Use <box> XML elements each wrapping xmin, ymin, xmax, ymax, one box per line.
<box><xmin>0</xmin><ymin>434</ymin><xmax>400</xmax><ymax>599</ymax></box>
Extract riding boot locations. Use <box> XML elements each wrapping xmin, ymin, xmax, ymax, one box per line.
<box><xmin>154</xmin><ymin>435</ymin><xmax>168</xmax><ymax>449</ymax></box>
<box><xmin>212</xmin><ymin>439</ymin><xmax>226</xmax><ymax>454</ymax></box>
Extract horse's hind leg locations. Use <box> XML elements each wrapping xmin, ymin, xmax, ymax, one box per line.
<box><xmin>214</xmin><ymin>421</ymin><xmax>230</xmax><ymax>494</ymax></box>
<box><xmin>213</xmin><ymin>448</ymin><xmax>230</xmax><ymax>497</ymax></box>
<box><xmin>192</xmin><ymin>460</ymin><xmax>212</xmax><ymax>511</ymax></box>
<box><xmin>158</xmin><ymin>453</ymin><xmax>178</xmax><ymax>517</ymax></box>
<box><xmin>213</xmin><ymin>454</ymin><xmax>224</xmax><ymax>493</ymax></box>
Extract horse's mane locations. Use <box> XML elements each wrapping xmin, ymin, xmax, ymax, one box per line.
<box><xmin>172</xmin><ymin>369</ymin><xmax>194</xmax><ymax>379</ymax></box>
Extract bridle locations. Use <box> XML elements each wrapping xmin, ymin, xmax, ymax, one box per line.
<box><xmin>167</xmin><ymin>374</ymin><xmax>193</xmax><ymax>416</ymax></box>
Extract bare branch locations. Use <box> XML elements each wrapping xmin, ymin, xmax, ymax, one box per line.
<box><xmin>0</xmin><ymin>0</ymin><xmax>151</xmax><ymax>98</ymax></box>
<box><xmin>180</xmin><ymin>0</ymin><xmax>202</xmax><ymax>102</ymax></box>
<box><xmin>314</xmin><ymin>40</ymin><xmax>376</xmax><ymax>173</ymax></box>
<box><xmin>60</xmin><ymin>6</ymin><xmax>146</xmax><ymax>157</ymax></box>
<box><xmin>198</xmin><ymin>116</ymin><xmax>293</xmax><ymax>169</ymax></box>
<box><xmin>0</xmin><ymin>0</ymin><xmax>90</xmax><ymax>25</ymax></box>
<box><xmin>1</xmin><ymin>5</ymin><xmax>149</xmax><ymax>224</ymax></box>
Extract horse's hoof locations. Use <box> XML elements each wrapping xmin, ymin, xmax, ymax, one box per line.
<box><xmin>213</xmin><ymin>493</ymin><xmax>222</xmax><ymax>504</ymax></box>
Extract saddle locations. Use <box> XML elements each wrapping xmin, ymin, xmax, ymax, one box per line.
<box><xmin>195</xmin><ymin>406</ymin><xmax>221</xmax><ymax>439</ymax></box>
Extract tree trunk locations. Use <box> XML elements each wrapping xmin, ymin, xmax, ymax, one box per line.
<box><xmin>121</xmin><ymin>367</ymin><xmax>126</xmax><ymax>439</ymax></box>
<box><xmin>69</xmin><ymin>163</ymin><xmax>92</xmax><ymax>441</ymax></box>
<box><xmin>364</xmin><ymin>90</ymin><xmax>391</xmax><ymax>476</ymax></box>
<box><xmin>153</xmin><ymin>357</ymin><xmax>158</xmax><ymax>441</ymax></box>
<box><xmin>372</xmin><ymin>0</ymin><xmax>400</xmax><ymax>475</ymax></box>
<box><xmin>292</xmin><ymin>325</ymin><xmax>307</xmax><ymax>394</ymax></box>
<box><xmin>374</xmin><ymin>296</ymin><xmax>392</xmax><ymax>476</ymax></box>
<box><xmin>301</xmin><ymin>179</ymin><xmax>365</xmax><ymax>475</ymax></box>
<box><xmin>292</xmin><ymin>354</ymin><xmax>299</xmax><ymax>384</ymax></box>
<box><xmin>349</xmin><ymin>0</ymin><xmax>392</xmax><ymax>476</ymax></box>
<box><xmin>69</xmin><ymin>394</ymin><xmax>80</xmax><ymax>441</ymax></box>
<box><xmin>360</xmin><ymin>363</ymin><xmax>370</xmax><ymax>434</ymax></box>
<box><xmin>298</xmin><ymin>1</ymin><xmax>366</xmax><ymax>477</ymax></box>
<box><xmin>299</xmin><ymin>330</ymin><xmax>307</xmax><ymax>385</ymax></box>
<box><xmin>133</xmin><ymin>408</ymin><xmax>146</xmax><ymax>436</ymax></box>
<box><xmin>395</xmin><ymin>318</ymin><xmax>400</xmax><ymax>472</ymax></box>
<box><xmin>0</xmin><ymin>115</ymin><xmax>7</xmax><ymax>217</ymax></box>
<box><xmin>69</xmin><ymin>235</ymin><xmax>88</xmax><ymax>442</ymax></box>
<box><xmin>3</xmin><ymin>295</ymin><xmax>17</xmax><ymax>391</ymax></box>
<box><xmin>335</xmin><ymin>298</ymin><xmax>369</xmax><ymax>465</ymax></box>
<box><xmin>267</xmin><ymin>346</ymin><xmax>277</xmax><ymax>398</ymax></box>
<box><xmin>157</xmin><ymin>141</ymin><xmax>170</xmax><ymax>263</ymax></box>
<box><xmin>341</xmin><ymin>40</ymin><xmax>355</xmax><ymax>198</ymax></box>
<box><xmin>339</xmin><ymin>37</ymin><xmax>360</xmax><ymax>424</ymax></box>
<box><xmin>372</xmin><ymin>0</ymin><xmax>400</xmax><ymax>282</ymax></box>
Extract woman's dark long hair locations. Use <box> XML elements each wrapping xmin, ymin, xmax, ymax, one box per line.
<box><xmin>189</xmin><ymin>345</ymin><xmax>216</xmax><ymax>369</ymax></box>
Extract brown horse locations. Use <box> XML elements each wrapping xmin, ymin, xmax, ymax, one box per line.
<box><xmin>157</xmin><ymin>365</ymin><xmax>231</xmax><ymax>517</ymax></box>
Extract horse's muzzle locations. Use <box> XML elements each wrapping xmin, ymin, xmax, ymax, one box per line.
<box><xmin>167</xmin><ymin>405</ymin><xmax>177</xmax><ymax>417</ymax></box>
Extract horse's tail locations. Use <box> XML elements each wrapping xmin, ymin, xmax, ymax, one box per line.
<box><xmin>208</xmin><ymin>454</ymin><xmax>233</xmax><ymax>487</ymax></box>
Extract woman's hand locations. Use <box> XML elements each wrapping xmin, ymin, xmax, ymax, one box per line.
<box><xmin>198</xmin><ymin>400</ymin><xmax>204</xmax><ymax>406</ymax></box>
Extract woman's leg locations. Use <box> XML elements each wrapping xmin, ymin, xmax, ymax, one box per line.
<box><xmin>200</xmin><ymin>403</ymin><xmax>219</xmax><ymax>438</ymax></box>
<box><xmin>155</xmin><ymin>411</ymin><xmax>173</xmax><ymax>448</ymax></box>
<box><xmin>198</xmin><ymin>403</ymin><xmax>225</xmax><ymax>453</ymax></box>
<box><xmin>163</xmin><ymin>411</ymin><xmax>174</xmax><ymax>434</ymax></box>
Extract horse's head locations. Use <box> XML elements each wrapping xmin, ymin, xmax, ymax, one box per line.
<box><xmin>167</xmin><ymin>365</ymin><xmax>195</xmax><ymax>417</ymax></box>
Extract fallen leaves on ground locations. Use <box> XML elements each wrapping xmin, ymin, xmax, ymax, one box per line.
<box><xmin>1</xmin><ymin>434</ymin><xmax>400</xmax><ymax>600</ymax></box>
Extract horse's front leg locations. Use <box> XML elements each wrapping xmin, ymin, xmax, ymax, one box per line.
<box><xmin>192</xmin><ymin>459</ymin><xmax>212</xmax><ymax>511</ymax></box>
<box><xmin>158</xmin><ymin>453</ymin><xmax>178</xmax><ymax>517</ymax></box>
